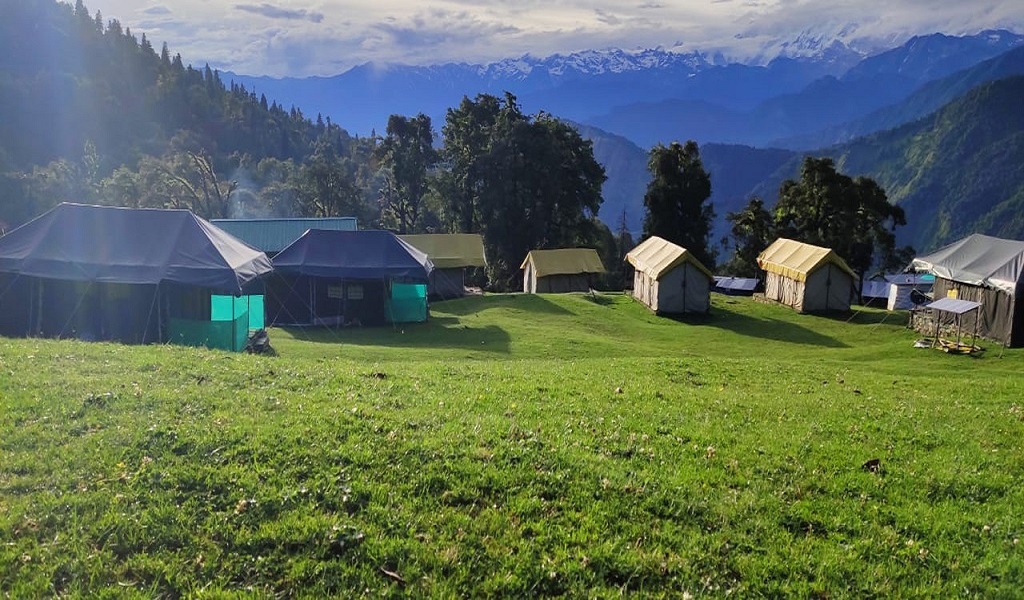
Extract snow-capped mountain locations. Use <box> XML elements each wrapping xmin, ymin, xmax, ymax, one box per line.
<box><xmin>225</xmin><ymin>29</ymin><xmax>1023</xmax><ymax>139</ymax></box>
<box><xmin>478</xmin><ymin>48</ymin><xmax>715</xmax><ymax>81</ymax></box>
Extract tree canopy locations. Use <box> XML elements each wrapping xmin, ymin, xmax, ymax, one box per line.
<box><xmin>440</xmin><ymin>94</ymin><xmax>606</xmax><ymax>290</ymax></box>
<box><xmin>722</xmin><ymin>197</ymin><xmax>775</xmax><ymax>277</ymax></box>
<box><xmin>642</xmin><ymin>141</ymin><xmax>715</xmax><ymax>268</ymax></box>
<box><xmin>774</xmin><ymin>157</ymin><xmax>912</xmax><ymax>287</ymax></box>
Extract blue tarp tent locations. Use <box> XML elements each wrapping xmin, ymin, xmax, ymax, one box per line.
<box><xmin>0</xmin><ymin>203</ymin><xmax>272</xmax><ymax>348</ymax></box>
<box><xmin>268</xmin><ymin>229</ymin><xmax>434</xmax><ymax>326</ymax></box>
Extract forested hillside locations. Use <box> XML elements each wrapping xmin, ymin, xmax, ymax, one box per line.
<box><xmin>0</xmin><ymin>0</ymin><xmax>372</xmax><ymax>229</ymax></box>
<box><xmin>0</xmin><ymin>1</ymin><xmax>621</xmax><ymax>291</ymax></box>
<box><xmin>750</xmin><ymin>76</ymin><xmax>1024</xmax><ymax>252</ymax></box>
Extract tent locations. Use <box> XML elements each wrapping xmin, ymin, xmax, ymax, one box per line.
<box><xmin>520</xmin><ymin>248</ymin><xmax>605</xmax><ymax>293</ymax></box>
<box><xmin>0</xmin><ymin>203</ymin><xmax>272</xmax><ymax>349</ymax></box>
<box><xmin>757</xmin><ymin>238</ymin><xmax>855</xmax><ymax>312</ymax></box>
<box><xmin>885</xmin><ymin>274</ymin><xmax>934</xmax><ymax>311</ymax></box>
<box><xmin>911</xmin><ymin>233</ymin><xmax>1024</xmax><ymax>346</ymax></box>
<box><xmin>626</xmin><ymin>236</ymin><xmax>713</xmax><ymax>314</ymax></box>
<box><xmin>211</xmin><ymin>217</ymin><xmax>358</xmax><ymax>256</ymax></box>
<box><xmin>860</xmin><ymin>278</ymin><xmax>890</xmax><ymax>305</ymax></box>
<box><xmin>400</xmin><ymin>233</ymin><xmax>487</xmax><ymax>299</ymax></box>
<box><xmin>268</xmin><ymin>229</ymin><xmax>433</xmax><ymax>326</ymax></box>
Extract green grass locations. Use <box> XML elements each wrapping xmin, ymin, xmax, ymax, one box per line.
<box><xmin>2</xmin><ymin>293</ymin><xmax>1023</xmax><ymax>597</ymax></box>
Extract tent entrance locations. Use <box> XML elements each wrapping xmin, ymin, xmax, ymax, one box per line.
<box><xmin>387</xmin><ymin>283</ymin><xmax>428</xmax><ymax>323</ymax></box>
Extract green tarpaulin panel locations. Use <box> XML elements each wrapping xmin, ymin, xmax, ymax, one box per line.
<box><xmin>168</xmin><ymin>311</ymin><xmax>248</xmax><ymax>352</ymax></box>
<box><xmin>248</xmin><ymin>295</ymin><xmax>265</xmax><ymax>330</ymax></box>
<box><xmin>387</xmin><ymin>283</ymin><xmax>428</xmax><ymax>323</ymax></box>
<box><xmin>212</xmin><ymin>294</ymin><xmax>264</xmax><ymax>331</ymax></box>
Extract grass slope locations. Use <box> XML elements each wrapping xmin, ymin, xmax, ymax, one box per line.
<box><xmin>2</xmin><ymin>294</ymin><xmax>1023</xmax><ymax>597</ymax></box>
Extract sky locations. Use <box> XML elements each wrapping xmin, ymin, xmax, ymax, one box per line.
<box><xmin>82</xmin><ymin>0</ymin><xmax>1024</xmax><ymax>77</ymax></box>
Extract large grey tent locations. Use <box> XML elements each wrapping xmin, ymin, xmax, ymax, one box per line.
<box><xmin>626</xmin><ymin>236</ymin><xmax>713</xmax><ymax>314</ymax></box>
<box><xmin>911</xmin><ymin>233</ymin><xmax>1024</xmax><ymax>347</ymax></box>
<box><xmin>269</xmin><ymin>229</ymin><xmax>434</xmax><ymax>326</ymax></box>
<box><xmin>757</xmin><ymin>238</ymin><xmax>855</xmax><ymax>312</ymax></box>
<box><xmin>0</xmin><ymin>203</ymin><xmax>272</xmax><ymax>347</ymax></box>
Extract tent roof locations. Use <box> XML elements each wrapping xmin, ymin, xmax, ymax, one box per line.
<box><xmin>272</xmin><ymin>229</ymin><xmax>433</xmax><ymax>281</ymax></box>
<box><xmin>0</xmin><ymin>203</ymin><xmax>271</xmax><ymax>294</ymax></box>
<box><xmin>399</xmin><ymin>233</ymin><xmax>487</xmax><ymax>269</ymax></box>
<box><xmin>757</xmin><ymin>238</ymin><xmax>855</xmax><ymax>282</ymax></box>
<box><xmin>212</xmin><ymin>217</ymin><xmax>358</xmax><ymax>253</ymax></box>
<box><xmin>520</xmin><ymin>248</ymin><xmax>605</xmax><ymax>277</ymax></box>
<box><xmin>911</xmin><ymin>233</ymin><xmax>1024</xmax><ymax>296</ymax></box>
<box><xmin>626</xmin><ymin>236</ymin><xmax>713</xmax><ymax>280</ymax></box>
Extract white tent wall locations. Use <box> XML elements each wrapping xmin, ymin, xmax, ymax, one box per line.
<box><xmin>632</xmin><ymin>264</ymin><xmax>710</xmax><ymax>314</ymax></box>
<box><xmin>523</xmin><ymin>264</ymin><xmax>536</xmax><ymax>293</ymax></box>
<box><xmin>764</xmin><ymin>272</ymin><xmax>806</xmax><ymax>311</ymax></box>
<box><xmin>802</xmin><ymin>264</ymin><xmax>853</xmax><ymax>312</ymax></box>
<box><xmin>887</xmin><ymin>281</ymin><xmax>933</xmax><ymax>311</ymax></box>
<box><xmin>633</xmin><ymin>270</ymin><xmax>655</xmax><ymax>310</ymax></box>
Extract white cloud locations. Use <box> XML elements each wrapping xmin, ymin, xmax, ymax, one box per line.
<box><xmin>83</xmin><ymin>0</ymin><xmax>1024</xmax><ymax>76</ymax></box>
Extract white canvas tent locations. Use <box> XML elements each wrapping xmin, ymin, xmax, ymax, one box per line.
<box><xmin>626</xmin><ymin>236</ymin><xmax>713</xmax><ymax>314</ymax></box>
<box><xmin>885</xmin><ymin>274</ymin><xmax>934</xmax><ymax>311</ymax></box>
<box><xmin>757</xmin><ymin>238</ymin><xmax>855</xmax><ymax>312</ymax></box>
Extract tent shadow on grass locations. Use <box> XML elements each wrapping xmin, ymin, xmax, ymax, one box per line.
<box><xmin>274</xmin><ymin>322</ymin><xmax>512</xmax><ymax>354</ymax></box>
<box><xmin>672</xmin><ymin>309</ymin><xmax>850</xmax><ymax>348</ymax></box>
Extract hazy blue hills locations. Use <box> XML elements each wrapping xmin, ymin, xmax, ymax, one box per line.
<box><xmin>748</xmin><ymin>76</ymin><xmax>1024</xmax><ymax>252</ymax></box>
<box><xmin>225</xmin><ymin>30</ymin><xmax>1024</xmax><ymax>151</ymax></box>
<box><xmin>582</xmin><ymin>30</ymin><xmax>1024</xmax><ymax>149</ymax></box>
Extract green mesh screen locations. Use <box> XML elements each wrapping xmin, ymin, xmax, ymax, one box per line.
<box><xmin>386</xmin><ymin>283</ymin><xmax>428</xmax><ymax>323</ymax></box>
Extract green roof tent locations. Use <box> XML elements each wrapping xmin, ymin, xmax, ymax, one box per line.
<box><xmin>269</xmin><ymin>230</ymin><xmax>433</xmax><ymax>327</ymax></box>
<box><xmin>911</xmin><ymin>233</ymin><xmax>1024</xmax><ymax>347</ymax></box>
<box><xmin>521</xmin><ymin>248</ymin><xmax>605</xmax><ymax>293</ymax></box>
<box><xmin>626</xmin><ymin>236</ymin><xmax>713</xmax><ymax>314</ymax></box>
<box><xmin>0</xmin><ymin>203</ymin><xmax>271</xmax><ymax>350</ymax></box>
<box><xmin>757</xmin><ymin>238</ymin><xmax>855</xmax><ymax>313</ymax></box>
<box><xmin>399</xmin><ymin>233</ymin><xmax>487</xmax><ymax>299</ymax></box>
<box><xmin>211</xmin><ymin>217</ymin><xmax>358</xmax><ymax>255</ymax></box>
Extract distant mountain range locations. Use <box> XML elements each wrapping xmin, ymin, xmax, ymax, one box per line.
<box><xmin>227</xmin><ymin>30</ymin><xmax>1023</xmax><ymax>144</ymax></box>
<box><xmin>225</xmin><ymin>29</ymin><xmax>1024</xmax><ymax>255</ymax></box>
<box><xmin>584</xmin><ymin>44</ymin><xmax>1024</xmax><ymax>253</ymax></box>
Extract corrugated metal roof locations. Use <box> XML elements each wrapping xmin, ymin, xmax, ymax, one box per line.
<box><xmin>713</xmin><ymin>276</ymin><xmax>759</xmax><ymax>292</ymax></box>
<box><xmin>757</xmin><ymin>238</ymin><xmax>855</xmax><ymax>282</ymax></box>
<box><xmin>212</xmin><ymin>217</ymin><xmax>358</xmax><ymax>253</ymax></box>
<box><xmin>400</xmin><ymin>233</ymin><xmax>487</xmax><ymax>268</ymax></box>
<box><xmin>626</xmin><ymin>236</ymin><xmax>713</xmax><ymax>280</ymax></box>
<box><xmin>520</xmin><ymin>248</ymin><xmax>605</xmax><ymax>277</ymax></box>
<box><xmin>927</xmin><ymin>297</ymin><xmax>982</xmax><ymax>315</ymax></box>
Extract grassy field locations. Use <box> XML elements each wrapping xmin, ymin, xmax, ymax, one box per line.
<box><xmin>2</xmin><ymin>293</ymin><xmax>1023</xmax><ymax>597</ymax></box>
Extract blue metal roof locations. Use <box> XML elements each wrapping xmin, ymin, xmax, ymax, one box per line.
<box><xmin>211</xmin><ymin>217</ymin><xmax>358</xmax><ymax>253</ymax></box>
<box><xmin>713</xmin><ymin>276</ymin><xmax>759</xmax><ymax>292</ymax></box>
